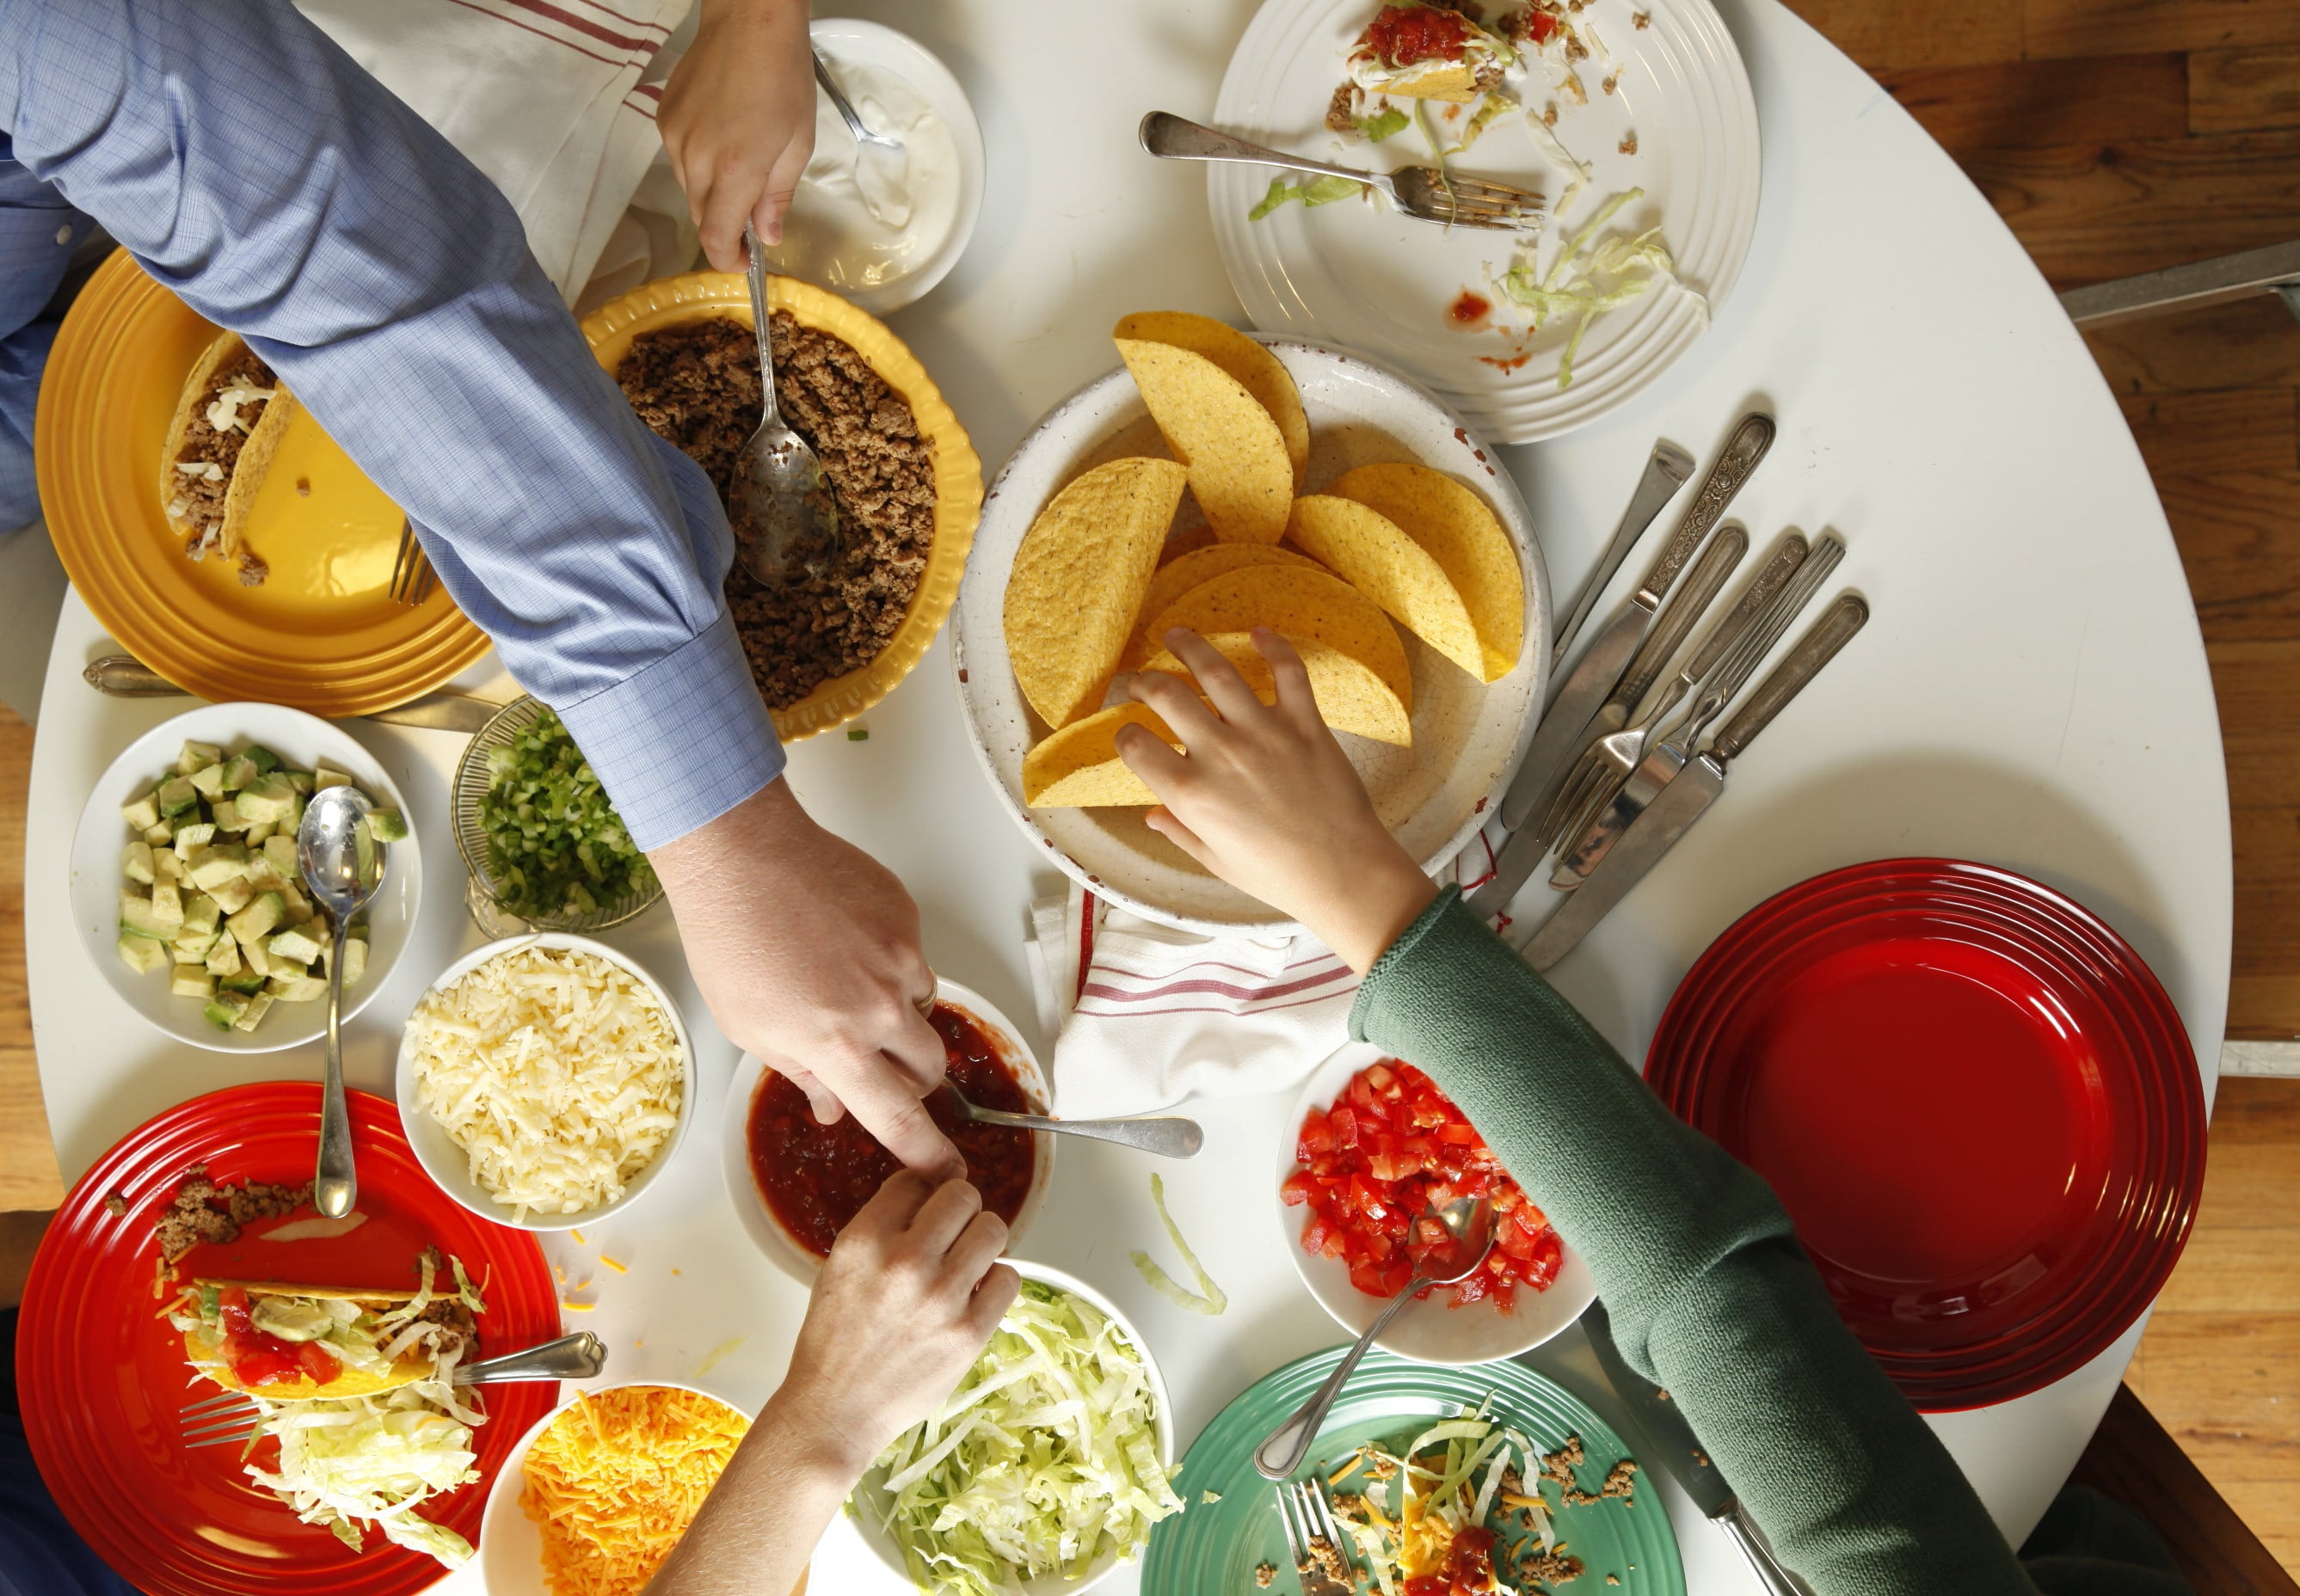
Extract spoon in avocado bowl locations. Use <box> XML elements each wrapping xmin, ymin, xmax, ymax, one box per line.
<box><xmin>298</xmin><ymin>786</ymin><xmax>387</xmax><ymax>1218</ymax></box>
<box><xmin>729</xmin><ymin>220</ymin><xmax>840</xmax><ymax>589</ymax></box>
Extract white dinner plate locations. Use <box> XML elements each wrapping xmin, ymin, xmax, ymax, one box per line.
<box><xmin>953</xmin><ymin>336</ymin><xmax>1551</xmax><ymax>934</ymax></box>
<box><xmin>1208</xmin><ymin>0</ymin><xmax>1760</xmax><ymax>442</ymax></box>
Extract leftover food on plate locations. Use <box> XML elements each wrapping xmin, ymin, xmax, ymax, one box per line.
<box><xmin>160</xmin><ymin>330</ymin><xmax>300</xmax><ymax>586</ymax></box>
<box><xmin>747</xmin><ymin>1000</ymin><xmax>1035</xmax><ymax>1255</ymax></box>
<box><xmin>405</xmin><ymin>944</ymin><xmax>685</xmax><ymax>1221</ymax></box>
<box><xmin>114</xmin><ymin>737</ymin><xmax>391</xmax><ymax>1033</ymax></box>
<box><xmin>477</xmin><ymin>707</ymin><xmax>655</xmax><ymax>918</ymax></box>
<box><xmin>1284</xmin><ymin>1059</ymin><xmax>1562</xmax><ymax>1308</ymax></box>
<box><xmin>617</xmin><ymin>312</ymin><xmax>936</xmax><ymax>709</ymax></box>
<box><xmin>152</xmin><ymin>1163</ymin><xmax>313</xmax><ymax>1269</ymax></box>
<box><xmin>1346</xmin><ymin>2</ymin><xmax>1516</xmax><ymax>101</ymax></box>
<box><xmin>520</xmin><ymin>1385</ymin><xmax>750</xmax><ymax>1596</ymax></box>
<box><xmin>868</xmin><ymin>1279</ymin><xmax>1181</xmax><ymax>1595</ymax></box>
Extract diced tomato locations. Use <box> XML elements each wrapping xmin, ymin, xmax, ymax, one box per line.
<box><xmin>1436</xmin><ymin>1121</ymin><xmax>1478</xmax><ymax>1145</ymax></box>
<box><xmin>1525</xmin><ymin>10</ymin><xmax>1559</xmax><ymax>45</ymax></box>
<box><xmin>1280</xmin><ymin>1171</ymin><xmax>1317</xmax><ymax>1207</ymax></box>
<box><xmin>1365</xmin><ymin>1062</ymin><xmax>1396</xmax><ymax>1093</ymax></box>
<box><xmin>1329</xmin><ymin>1104</ymin><xmax>1360</xmax><ymax>1148</ymax></box>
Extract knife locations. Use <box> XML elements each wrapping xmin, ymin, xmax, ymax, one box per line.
<box><xmin>1582</xmin><ymin>1301</ymin><xmax>1814</xmax><ymax>1596</ymax></box>
<box><xmin>1497</xmin><ymin>413</ymin><xmax>1775</xmax><ymax>839</ymax></box>
<box><xmin>83</xmin><ymin>654</ymin><xmax>507</xmax><ymax>734</ymax></box>
<box><xmin>1549</xmin><ymin>439</ymin><xmax>1694</xmax><ymax>672</ymax></box>
<box><xmin>1518</xmin><ymin>592</ymin><xmax>1868</xmax><ymax>969</ymax></box>
<box><xmin>1571</xmin><ymin>522</ymin><xmax>1748</xmax><ymax>761</ymax></box>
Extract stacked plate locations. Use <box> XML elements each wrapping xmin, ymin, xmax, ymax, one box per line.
<box><xmin>1645</xmin><ymin>858</ymin><xmax>2205</xmax><ymax>1411</ymax></box>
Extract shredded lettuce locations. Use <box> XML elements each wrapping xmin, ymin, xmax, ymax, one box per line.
<box><xmin>1129</xmin><ymin>1173</ymin><xmax>1227</xmax><ymax>1315</ymax></box>
<box><xmin>870</xmin><ymin>1280</ymin><xmax>1184</xmax><ymax>1595</ymax></box>
<box><xmin>1448</xmin><ymin>92</ymin><xmax>1516</xmax><ymax>156</ymax></box>
<box><xmin>1498</xmin><ymin>187</ymin><xmax>1704</xmax><ymax>389</ymax></box>
<box><xmin>244</xmin><ymin>1385</ymin><xmax>480</xmax><ymax>1567</ymax></box>
<box><xmin>1249</xmin><ymin>173</ymin><xmax>1366</xmax><ymax>220</ymax></box>
<box><xmin>1356</xmin><ymin>105</ymin><xmax>1410</xmax><ymax>143</ymax></box>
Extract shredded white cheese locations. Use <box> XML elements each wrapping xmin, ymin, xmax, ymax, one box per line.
<box><xmin>407</xmin><ymin>946</ymin><xmax>684</xmax><ymax>1222</ymax></box>
<box><xmin>175</xmin><ymin>460</ymin><xmax>225</xmax><ymax>482</ymax></box>
<box><xmin>205</xmin><ymin>381</ymin><xmax>275</xmax><ymax>436</ymax></box>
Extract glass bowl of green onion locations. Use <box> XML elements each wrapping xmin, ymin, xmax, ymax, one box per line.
<box><xmin>453</xmin><ymin>696</ymin><xmax>663</xmax><ymax>934</ymax></box>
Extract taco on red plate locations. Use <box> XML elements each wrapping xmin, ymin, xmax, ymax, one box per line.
<box><xmin>158</xmin><ymin>330</ymin><xmax>298</xmax><ymax>588</ymax></box>
<box><xmin>170</xmin><ymin>1254</ymin><xmax>482</xmax><ymax>1401</ymax></box>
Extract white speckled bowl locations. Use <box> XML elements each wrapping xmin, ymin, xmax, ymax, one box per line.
<box><xmin>953</xmin><ymin>336</ymin><xmax>1551</xmax><ymax>934</ymax></box>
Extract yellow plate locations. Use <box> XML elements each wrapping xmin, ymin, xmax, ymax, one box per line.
<box><xmin>34</xmin><ymin>253</ymin><xmax>492</xmax><ymax>716</ymax></box>
<box><xmin>580</xmin><ymin>272</ymin><xmax>981</xmax><ymax>742</ymax></box>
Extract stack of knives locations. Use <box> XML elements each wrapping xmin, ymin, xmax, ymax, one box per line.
<box><xmin>1469</xmin><ymin>414</ymin><xmax>1869</xmax><ymax>968</ymax></box>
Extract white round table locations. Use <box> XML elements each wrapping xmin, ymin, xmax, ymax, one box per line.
<box><xmin>24</xmin><ymin>1</ymin><xmax>2229</xmax><ymax>1592</ymax></box>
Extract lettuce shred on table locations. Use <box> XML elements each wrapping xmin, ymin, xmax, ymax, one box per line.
<box><xmin>1498</xmin><ymin>186</ymin><xmax>1706</xmax><ymax>390</ymax></box>
<box><xmin>244</xmin><ymin>1381</ymin><xmax>483</xmax><ymax>1568</ymax></box>
<box><xmin>1129</xmin><ymin>1172</ymin><xmax>1227</xmax><ymax>1315</ymax></box>
<box><xmin>870</xmin><ymin>1280</ymin><xmax>1184</xmax><ymax>1595</ymax></box>
<box><xmin>1249</xmin><ymin>173</ymin><xmax>1366</xmax><ymax>219</ymax></box>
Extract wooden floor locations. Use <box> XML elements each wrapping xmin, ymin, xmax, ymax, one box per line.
<box><xmin>3</xmin><ymin>0</ymin><xmax>2299</xmax><ymax>1574</ymax></box>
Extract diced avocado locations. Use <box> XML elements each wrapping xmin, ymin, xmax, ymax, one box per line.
<box><xmin>187</xmin><ymin>763</ymin><xmax>227</xmax><ymax>799</ymax></box>
<box><xmin>341</xmin><ymin>936</ymin><xmax>368</xmax><ymax>987</ymax></box>
<box><xmin>206</xmin><ymin>876</ymin><xmax>255</xmax><ymax>914</ymax></box>
<box><xmin>234</xmin><ymin>773</ymin><xmax>294</xmax><ymax>823</ymax></box>
<box><xmin>202</xmin><ymin>991</ymin><xmax>249</xmax><ymax>1030</ymax></box>
<box><xmin>268</xmin><ymin>922</ymin><xmax>325</xmax><ymax>966</ymax></box>
<box><xmin>171</xmin><ymin>823</ymin><xmax>216</xmax><ymax>858</ymax></box>
<box><xmin>220</xmin><ymin>755</ymin><xmax>260</xmax><ymax>792</ymax></box>
<box><xmin>311</xmin><ymin>768</ymin><xmax>350</xmax><ymax>792</ymax></box>
<box><xmin>177</xmin><ymin>740</ymin><xmax>224</xmax><ymax>776</ymax></box>
<box><xmin>141</xmin><ymin>821</ymin><xmax>175</xmax><ymax>845</ymax></box>
<box><xmin>120</xmin><ymin>793</ymin><xmax>162</xmax><ymax>831</ymax></box>
<box><xmin>187</xmin><ymin>844</ymin><xmax>249</xmax><ymax>892</ymax></box>
<box><xmin>226</xmin><ymin>891</ymin><xmax>285</xmax><ymax>945</ymax></box>
<box><xmin>118</xmin><ymin>889</ymin><xmax>173</xmax><ymax>941</ymax></box>
<box><xmin>156</xmin><ymin>775</ymin><xmax>200</xmax><ymax>817</ymax></box>
<box><xmin>170</xmin><ymin>968</ymin><xmax>215</xmax><ymax>1001</ymax></box>
<box><xmin>283</xmin><ymin>794</ymin><xmax>305</xmax><ymax>832</ymax></box>
<box><xmin>239</xmin><ymin>939</ymin><xmax>274</xmax><ymax>979</ymax></box>
<box><xmin>269</xmin><ymin>974</ymin><xmax>329</xmax><ymax>1002</ymax></box>
<box><xmin>243</xmin><ymin>744</ymin><xmax>282</xmax><ymax>773</ymax></box>
<box><xmin>276</xmin><ymin>883</ymin><xmax>312</xmax><ymax>924</ymax></box>
<box><xmin>208</xmin><ymin>796</ymin><xmax>246</xmax><ymax>832</ymax></box>
<box><xmin>123</xmin><ymin>842</ymin><xmax>155</xmax><ymax>885</ymax></box>
<box><xmin>181</xmin><ymin>894</ymin><xmax>221</xmax><ymax>935</ymax></box>
<box><xmin>173</xmin><ymin>929</ymin><xmax>218</xmax><ymax>961</ymax></box>
<box><xmin>232</xmin><ymin>992</ymin><xmax>275</xmax><ymax>1033</ymax></box>
<box><xmin>219</xmin><ymin>969</ymin><xmax>267</xmax><ymax>996</ymax></box>
<box><xmin>116</xmin><ymin>933</ymin><xmax>170</xmax><ymax>975</ymax></box>
<box><xmin>147</xmin><ymin>880</ymin><xmax>184</xmax><ymax>930</ymax></box>
<box><xmin>243</xmin><ymin>821</ymin><xmax>274</xmax><ymax>846</ymax></box>
<box><xmin>204</xmin><ymin>934</ymin><xmax>242</xmax><ymax>978</ymax></box>
<box><xmin>243</xmin><ymin>858</ymin><xmax>285</xmax><ymax>893</ymax></box>
<box><xmin>362</xmin><ymin>807</ymin><xmax>409</xmax><ymax>844</ymax></box>
<box><xmin>261</xmin><ymin>835</ymin><xmax>299</xmax><ymax>875</ymax></box>
<box><xmin>154</xmin><ymin>850</ymin><xmax>185</xmax><ymax>885</ymax></box>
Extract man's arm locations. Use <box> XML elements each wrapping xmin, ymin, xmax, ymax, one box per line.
<box><xmin>0</xmin><ymin>154</ymin><xmax>84</xmax><ymax>531</ymax></box>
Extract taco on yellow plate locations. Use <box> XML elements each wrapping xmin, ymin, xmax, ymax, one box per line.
<box><xmin>170</xmin><ymin>1260</ymin><xmax>482</xmax><ymax>1401</ymax></box>
<box><xmin>158</xmin><ymin>330</ymin><xmax>298</xmax><ymax>588</ymax></box>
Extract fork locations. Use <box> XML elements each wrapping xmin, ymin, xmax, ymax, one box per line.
<box><xmin>1541</xmin><ymin>531</ymin><xmax>1810</xmax><ymax>852</ymax></box>
<box><xmin>176</xmin><ymin>1330</ymin><xmax>607</xmax><ymax>1448</ymax></box>
<box><xmin>389</xmin><ymin>516</ymin><xmax>434</xmax><ymax>606</ymax></box>
<box><xmin>1141</xmin><ymin>112</ymin><xmax>1546</xmax><ymax>230</ymax></box>
<box><xmin>1274</xmin><ymin>1479</ymin><xmax>1357</xmax><ymax>1596</ymax></box>
<box><xmin>1534</xmin><ymin>525</ymin><xmax>1748</xmax><ymax>851</ymax></box>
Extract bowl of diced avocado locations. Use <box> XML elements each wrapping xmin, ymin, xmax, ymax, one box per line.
<box><xmin>70</xmin><ymin>703</ymin><xmax>422</xmax><ymax>1053</ymax></box>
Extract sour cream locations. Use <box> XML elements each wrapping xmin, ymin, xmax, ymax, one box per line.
<box><xmin>765</xmin><ymin>55</ymin><xmax>961</xmax><ymax>298</ymax></box>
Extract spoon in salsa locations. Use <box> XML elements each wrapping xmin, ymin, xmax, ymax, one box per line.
<box><xmin>935</xmin><ymin>1083</ymin><xmax>1203</xmax><ymax>1160</ymax></box>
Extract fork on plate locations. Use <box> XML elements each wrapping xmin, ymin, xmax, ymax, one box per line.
<box><xmin>390</xmin><ymin>516</ymin><xmax>435</xmax><ymax>606</ymax></box>
<box><xmin>1142</xmin><ymin>112</ymin><xmax>1546</xmax><ymax>231</ymax></box>
<box><xmin>1274</xmin><ymin>1477</ymin><xmax>1357</xmax><ymax>1596</ymax></box>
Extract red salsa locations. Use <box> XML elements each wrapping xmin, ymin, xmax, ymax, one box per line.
<box><xmin>217</xmin><ymin>1286</ymin><xmax>341</xmax><ymax>1389</ymax></box>
<box><xmin>1282</xmin><ymin>1059</ymin><xmax>1563</xmax><ymax>1309</ymax></box>
<box><xmin>1404</xmin><ymin>1525</ymin><xmax>1499</xmax><ymax>1596</ymax></box>
<box><xmin>1364</xmin><ymin>3</ymin><xmax>1473</xmax><ymax>65</ymax></box>
<box><xmin>747</xmin><ymin>1003</ymin><xmax>1037</xmax><ymax>1256</ymax></box>
<box><xmin>1448</xmin><ymin>290</ymin><xmax>1491</xmax><ymax>327</ymax></box>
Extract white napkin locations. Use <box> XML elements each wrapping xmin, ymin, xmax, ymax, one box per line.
<box><xmin>296</xmin><ymin>0</ymin><xmax>692</xmax><ymax>300</ymax></box>
<box><xmin>1023</xmin><ymin>824</ymin><xmax>1512</xmax><ymax>1120</ymax></box>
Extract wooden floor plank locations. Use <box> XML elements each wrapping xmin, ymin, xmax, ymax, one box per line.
<box><xmin>1876</xmin><ymin>53</ymin><xmax>2187</xmax><ymax>158</ymax></box>
<box><xmin>2118</xmin><ymin>389</ymin><xmax>2298</xmax><ymax>476</ymax></box>
<box><xmin>2190</xmin><ymin>44</ymin><xmax>2300</xmax><ymax>136</ymax></box>
<box><xmin>0</xmin><ymin>707</ymin><xmax>53</xmax><ymax>1212</ymax></box>
<box><xmin>1778</xmin><ymin>0</ymin><xmax>2025</xmax><ymax>71</ymax></box>
<box><xmin>1962</xmin><ymin>129</ymin><xmax>2300</xmax><ymax>287</ymax></box>
<box><xmin>2026</xmin><ymin>0</ymin><xmax>2300</xmax><ymax>63</ymax></box>
<box><xmin>2161</xmin><ymin>473</ymin><xmax>2300</xmax><ymax>642</ymax></box>
<box><xmin>2085</xmin><ymin>298</ymin><xmax>2300</xmax><ymax>399</ymax></box>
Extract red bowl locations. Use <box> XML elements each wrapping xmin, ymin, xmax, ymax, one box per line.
<box><xmin>1645</xmin><ymin>858</ymin><xmax>2204</xmax><ymax>1410</ymax></box>
<box><xmin>18</xmin><ymin>1083</ymin><xmax>561</xmax><ymax>1596</ymax></box>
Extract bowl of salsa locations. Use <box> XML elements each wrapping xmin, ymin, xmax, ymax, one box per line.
<box><xmin>721</xmin><ymin>978</ymin><xmax>1053</xmax><ymax>1282</ymax></box>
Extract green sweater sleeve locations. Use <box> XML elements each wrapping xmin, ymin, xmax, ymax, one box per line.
<box><xmin>1350</xmin><ymin>890</ymin><xmax>2037</xmax><ymax>1596</ymax></box>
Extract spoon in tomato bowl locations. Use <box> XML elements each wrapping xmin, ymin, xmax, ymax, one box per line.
<box><xmin>1254</xmin><ymin>1195</ymin><xmax>1497</xmax><ymax>1480</ymax></box>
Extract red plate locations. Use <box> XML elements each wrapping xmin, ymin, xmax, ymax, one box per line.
<box><xmin>1645</xmin><ymin>859</ymin><xmax>2204</xmax><ymax>1411</ymax></box>
<box><xmin>18</xmin><ymin>1083</ymin><xmax>561</xmax><ymax>1596</ymax></box>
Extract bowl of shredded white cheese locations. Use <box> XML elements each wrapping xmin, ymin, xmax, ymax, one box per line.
<box><xmin>397</xmin><ymin>934</ymin><xmax>692</xmax><ymax>1231</ymax></box>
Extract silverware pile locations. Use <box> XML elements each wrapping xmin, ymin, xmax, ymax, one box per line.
<box><xmin>1470</xmin><ymin>413</ymin><xmax>1870</xmax><ymax>967</ymax></box>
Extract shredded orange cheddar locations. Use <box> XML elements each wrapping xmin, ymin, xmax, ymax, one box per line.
<box><xmin>521</xmin><ymin>1385</ymin><xmax>748</xmax><ymax>1596</ymax></box>
<box><xmin>601</xmin><ymin>1255</ymin><xmax>629</xmax><ymax>1274</ymax></box>
<box><xmin>570</xmin><ymin>1229</ymin><xmax>587</xmax><ymax>1245</ymax></box>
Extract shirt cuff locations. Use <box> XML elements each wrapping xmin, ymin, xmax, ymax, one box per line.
<box><xmin>550</xmin><ymin>610</ymin><xmax>784</xmax><ymax>851</ymax></box>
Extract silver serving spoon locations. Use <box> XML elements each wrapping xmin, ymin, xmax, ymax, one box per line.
<box><xmin>298</xmin><ymin>786</ymin><xmax>388</xmax><ymax>1218</ymax></box>
<box><xmin>730</xmin><ymin>221</ymin><xmax>839</xmax><ymax>588</ymax></box>
<box><xmin>936</xmin><ymin>1083</ymin><xmax>1204</xmax><ymax>1159</ymax></box>
<box><xmin>812</xmin><ymin>49</ymin><xmax>904</xmax><ymax>154</ymax></box>
<box><xmin>1254</xmin><ymin>1195</ymin><xmax>1497</xmax><ymax>1479</ymax></box>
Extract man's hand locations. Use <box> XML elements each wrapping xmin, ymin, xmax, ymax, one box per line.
<box><xmin>1122</xmin><ymin>629</ymin><xmax>1436</xmax><ymax>973</ymax></box>
<box><xmin>649</xmin><ymin>780</ymin><xmax>962</xmax><ymax>1179</ymax></box>
<box><xmin>659</xmin><ymin>0</ymin><xmax>815</xmax><ymax>269</ymax></box>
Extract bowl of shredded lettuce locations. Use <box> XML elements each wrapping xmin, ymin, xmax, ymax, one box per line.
<box><xmin>850</xmin><ymin>1261</ymin><xmax>1183</xmax><ymax>1596</ymax></box>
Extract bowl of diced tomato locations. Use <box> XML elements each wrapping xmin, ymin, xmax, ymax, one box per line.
<box><xmin>1276</xmin><ymin>1043</ymin><xmax>1596</xmax><ymax>1364</ymax></box>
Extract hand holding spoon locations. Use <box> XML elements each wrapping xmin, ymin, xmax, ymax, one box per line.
<box><xmin>298</xmin><ymin>786</ymin><xmax>387</xmax><ymax>1218</ymax></box>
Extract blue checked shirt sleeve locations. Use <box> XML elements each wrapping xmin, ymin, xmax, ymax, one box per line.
<box><xmin>0</xmin><ymin>0</ymin><xmax>783</xmax><ymax>849</ymax></box>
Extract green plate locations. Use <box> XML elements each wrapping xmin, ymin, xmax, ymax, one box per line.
<box><xmin>1142</xmin><ymin>1347</ymin><xmax>1684</xmax><ymax>1595</ymax></box>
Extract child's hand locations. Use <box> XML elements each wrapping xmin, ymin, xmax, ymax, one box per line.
<box><xmin>659</xmin><ymin>0</ymin><xmax>816</xmax><ymax>267</ymax></box>
<box><xmin>1119</xmin><ymin>629</ymin><xmax>1436</xmax><ymax>972</ymax></box>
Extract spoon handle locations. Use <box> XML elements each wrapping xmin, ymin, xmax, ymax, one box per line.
<box><xmin>812</xmin><ymin>51</ymin><xmax>882</xmax><ymax>150</ymax></box>
<box><xmin>454</xmin><ymin>1331</ymin><xmax>607</xmax><ymax>1386</ymax></box>
<box><xmin>965</xmin><ymin>1104</ymin><xmax>1203</xmax><ymax>1159</ymax></box>
<box><xmin>314</xmin><ymin>919</ymin><xmax>357</xmax><ymax>1218</ymax></box>
<box><xmin>741</xmin><ymin>222</ymin><xmax>784</xmax><ymax>429</ymax></box>
<box><xmin>1254</xmin><ymin>1278</ymin><xmax>1428</xmax><ymax>1479</ymax></box>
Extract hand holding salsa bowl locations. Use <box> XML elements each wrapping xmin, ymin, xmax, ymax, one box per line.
<box><xmin>1277</xmin><ymin>1044</ymin><xmax>1596</xmax><ymax>1365</ymax></box>
<box><xmin>720</xmin><ymin>979</ymin><xmax>1053</xmax><ymax>1282</ymax></box>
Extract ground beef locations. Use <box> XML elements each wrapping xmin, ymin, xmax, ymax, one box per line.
<box><xmin>616</xmin><ymin>315</ymin><xmax>936</xmax><ymax>710</ymax></box>
<box><xmin>171</xmin><ymin>352</ymin><xmax>277</xmax><ymax>576</ymax></box>
<box><xmin>153</xmin><ymin>1163</ymin><xmax>311</xmax><ymax>1267</ymax></box>
<box><xmin>1326</xmin><ymin>83</ymin><xmax>1361</xmax><ymax>134</ymax></box>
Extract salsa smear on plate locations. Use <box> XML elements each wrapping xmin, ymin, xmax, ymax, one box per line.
<box><xmin>748</xmin><ymin>1002</ymin><xmax>1035</xmax><ymax>1255</ymax></box>
<box><xmin>1284</xmin><ymin>1059</ymin><xmax>1562</xmax><ymax>1307</ymax></box>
